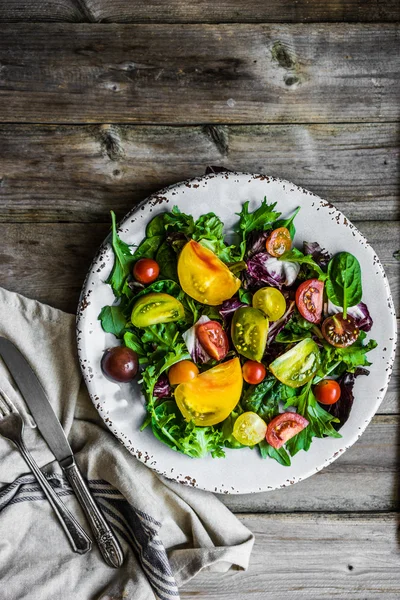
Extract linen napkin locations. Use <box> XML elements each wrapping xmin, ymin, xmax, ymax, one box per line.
<box><xmin>0</xmin><ymin>287</ymin><xmax>254</xmax><ymax>600</ymax></box>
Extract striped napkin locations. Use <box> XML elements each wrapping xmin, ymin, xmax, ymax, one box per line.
<box><xmin>0</xmin><ymin>287</ymin><xmax>253</xmax><ymax>600</ymax></box>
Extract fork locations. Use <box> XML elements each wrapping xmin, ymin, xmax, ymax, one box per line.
<box><xmin>0</xmin><ymin>389</ymin><xmax>92</xmax><ymax>554</ymax></box>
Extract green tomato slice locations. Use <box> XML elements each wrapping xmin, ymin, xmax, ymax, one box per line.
<box><xmin>131</xmin><ymin>292</ymin><xmax>184</xmax><ymax>328</ymax></box>
<box><xmin>231</xmin><ymin>307</ymin><xmax>268</xmax><ymax>362</ymax></box>
<box><xmin>269</xmin><ymin>338</ymin><xmax>321</xmax><ymax>388</ymax></box>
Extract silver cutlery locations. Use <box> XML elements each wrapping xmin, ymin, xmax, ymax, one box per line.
<box><xmin>0</xmin><ymin>389</ymin><xmax>92</xmax><ymax>555</ymax></box>
<box><xmin>0</xmin><ymin>336</ymin><xmax>124</xmax><ymax>569</ymax></box>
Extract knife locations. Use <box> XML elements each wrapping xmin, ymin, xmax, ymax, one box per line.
<box><xmin>0</xmin><ymin>336</ymin><xmax>124</xmax><ymax>569</ymax></box>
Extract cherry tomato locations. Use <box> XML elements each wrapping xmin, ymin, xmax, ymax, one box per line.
<box><xmin>295</xmin><ymin>279</ymin><xmax>324</xmax><ymax>324</ymax></box>
<box><xmin>242</xmin><ymin>361</ymin><xmax>266</xmax><ymax>384</ymax></box>
<box><xmin>252</xmin><ymin>287</ymin><xmax>286</xmax><ymax>321</ymax></box>
<box><xmin>101</xmin><ymin>346</ymin><xmax>138</xmax><ymax>383</ymax></box>
<box><xmin>133</xmin><ymin>258</ymin><xmax>160</xmax><ymax>284</ymax></box>
<box><xmin>265</xmin><ymin>227</ymin><xmax>291</xmax><ymax>257</ymax></box>
<box><xmin>197</xmin><ymin>320</ymin><xmax>229</xmax><ymax>361</ymax></box>
<box><xmin>168</xmin><ymin>360</ymin><xmax>199</xmax><ymax>386</ymax></box>
<box><xmin>322</xmin><ymin>313</ymin><xmax>359</xmax><ymax>348</ymax></box>
<box><xmin>233</xmin><ymin>412</ymin><xmax>267</xmax><ymax>446</ymax></box>
<box><xmin>266</xmin><ymin>413</ymin><xmax>309</xmax><ymax>449</ymax></box>
<box><xmin>314</xmin><ymin>379</ymin><xmax>341</xmax><ymax>405</ymax></box>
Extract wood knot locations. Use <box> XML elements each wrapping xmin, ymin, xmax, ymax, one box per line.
<box><xmin>99</xmin><ymin>125</ymin><xmax>125</xmax><ymax>161</ymax></box>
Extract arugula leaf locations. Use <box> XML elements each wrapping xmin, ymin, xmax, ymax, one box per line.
<box><xmin>279</xmin><ymin>247</ymin><xmax>327</xmax><ymax>280</ymax></box>
<box><xmin>141</xmin><ymin>322</ymin><xmax>180</xmax><ymax>349</ymax></box>
<box><xmin>273</xmin><ymin>206</ymin><xmax>301</xmax><ymax>239</ymax></box>
<box><xmin>106</xmin><ymin>211</ymin><xmax>136</xmax><ymax>297</ymax></box>
<box><xmin>333</xmin><ymin>331</ymin><xmax>377</xmax><ymax>372</ymax></box>
<box><xmin>326</xmin><ymin>252</ymin><xmax>362</xmax><ymax>318</ymax></box>
<box><xmin>285</xmin><ymin>382</ymin><xmax>341</xmax><ymax>456</ymax></box>
<box><xmin>258</xmin><ymin>439</ymin><xmax>291</xmax><ymax>466</ymax></box>
<box><xmin>98</xmin><ymin>305</ymin><xmax>128</xmax><ymax>338</ymax></box>
<box><xmin>235</xmin><ymin>198</ymin><xmax>281</xmax><ymax>259</ymax></box>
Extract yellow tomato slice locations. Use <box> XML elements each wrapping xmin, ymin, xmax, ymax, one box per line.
<box><xmin>174</xmin><ymin>357</ymin><xmax>243</xmax><ymax>426</ymax></box>
<box><xmin>177</xmin><ymin>240</ymin><xmax>241</xmax><ymax>305</ymax></box>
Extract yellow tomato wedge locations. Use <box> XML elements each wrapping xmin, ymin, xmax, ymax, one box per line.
<box><xmin>177</xmin><ymin>240</ymin><xmax>241</xmax><ymax>305</ymax></box>
<box><xmin>174</xmin><ymin>357</ymin><xmax>243</xmax><ymax>426</ymax></box>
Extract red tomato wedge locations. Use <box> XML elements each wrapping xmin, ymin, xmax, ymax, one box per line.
<box><xmin>295</xmin><ymin>279</ymin><xmax>324</xmax><ymax>324</ymax></box>
<box><xmin>197</xmin><ymin>320</ymin><xmax>229</xmax><ymax>361</ymax></box>
<box><xmin>266</xmin><ymin>413</ymin><xmax>309</xmax><ymax>449</ymax></box>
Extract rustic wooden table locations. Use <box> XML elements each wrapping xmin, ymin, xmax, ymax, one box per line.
<box><xmin>0</xmin><ymin>1</ymin><xmax>399</xmax><ymax>598</ymax></box>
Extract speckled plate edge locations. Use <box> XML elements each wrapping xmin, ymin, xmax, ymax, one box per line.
<box><xmin>76</xmin><ymin>172</ymin><xmax>397</xmax><ymax>494</ymax></box>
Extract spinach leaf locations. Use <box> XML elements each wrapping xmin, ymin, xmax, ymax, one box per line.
<box><xmin>235</xmin><ymin>198</ymin><xmax>281</xmax><ymax>260</ymax></box>
<box><xmin>279</xmin><ymin>247</ymin><xmax>327</xmax><ymax>280</ymax></box>
<box><xmin>326</xmin><ymin>252</ymin><xmax>362</xmax><ymax>318</ymax></box>
<box><xmin>146</xmin><ymin>214</ymin><xmax>165</xmax><ymax>237</ymax></box>
<box><xmin>155</xmin><ymin>241</ymin><xmax>178</xmax><ymax>281</ymax></box>
<box><xmin>98</xmin><ymin>305</ymin><xmax>128</xmax><ymax>337</ymax></box>
<box><xmin>258</xmin><ymin>439</ymin><xmax>291</xmax><ymax>466</ymax></box>
<box><xmin>106</xmin><ymin>211</ymin><xmax>136</xmax><ymax>297</ymax></box>
<box><xmin>123</xmin><ymin>330</ymin><xmax>148</xmax><ymax>358</ymax></box>
<box><xmin>132</xmin><ymin>235</ymin><xmax>163</xmax><ymax>260</ymax></box>
<box><xmin>238</xmin><ymin>288</ymin><xmax>252</xmax><ymax>304</ymax></box>
<box><xmin>273</xmin><ymin>206</ymin><xmax>301</xmax><ymax>239</ymax></box>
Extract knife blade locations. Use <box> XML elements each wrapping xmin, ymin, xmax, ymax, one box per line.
<box><xmin>0</xmin><ymin>336</ymin><xmax>124</xmax><ymax>568</ymax></box>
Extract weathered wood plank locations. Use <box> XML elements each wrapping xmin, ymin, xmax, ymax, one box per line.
<box><xmin>181</xmin><ymin>512</ymin><xmax>400</xmax><ymax>599</ymax></box>
<box><xmin>0</xmin><ymin>24</ymin><xmax>398</xmax><ymax>124</ymax></box>
<box><xmin>1</xmin><ymin>0</ymin><xmax>399</xmax><ymax>23</ymax></box>
<box><xmin>221</xmin><ymin>415</ymin><xmax>399</xmax><ymax>513</ymax></box>
<box><xmin>0</xmin><ymin>221</ymin><xmax>397</xmax><ymax>313</ymax></box>
<box><xmin>1</xmin><ymin>123</ymin><xmax>398</xmax><ymax>222</ymax></box>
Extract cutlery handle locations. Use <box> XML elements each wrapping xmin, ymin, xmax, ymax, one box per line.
<box><xmin>16</xmin><ymin>440</ymin><xmax>92</xmax><ymax>555</ymax></box>
<box><xmin>64</xmin><ymin>461</ymin><xmax>124</xmax><ymax>568</ymax></box>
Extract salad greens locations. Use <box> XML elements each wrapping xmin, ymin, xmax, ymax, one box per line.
<box><xmin>99</xmin><ymin>198</ymin><xmax>377</xmax><ymax>466</ymax></box>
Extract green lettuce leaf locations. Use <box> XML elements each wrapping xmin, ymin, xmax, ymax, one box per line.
<box><xmin>235</xmin><ymin>198</ymin><xmax>281</xmax><ymax>259</ymax></box>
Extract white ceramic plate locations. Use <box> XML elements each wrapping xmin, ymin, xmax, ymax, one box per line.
<box><xmin>77</xmin><ymin>172</ymin><xmax>397</xmax><ymax>494</ymax></box>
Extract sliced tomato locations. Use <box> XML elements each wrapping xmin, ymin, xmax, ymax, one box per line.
<box><xmin>197</xmin><ymin>320</ymin><xmax>229</xmax><ymax>360</ymax></box>
<box><xmin>231</xmin><ymin>307</ymin><xmax>268</xmax><ymax>362</ymax></box>
<box><xmin>233</xmin><ymin>412</ymin><xmax>267</xmax><ymax>446</ymax></box>
<box><xmin>266</xmin><ymin>413</ymin><xmax>309</xmax><ymax>449</ymax></box>
<box><xmin>321</xmin><ymin>313</ymin><xmax>359</xmax><ymax>348</ymax></box>
<box><xmin>295</xmin><ymin>279</ymin><xmax>324</xmax><ymax>324</ymax></box>
<box><xmin>265</xmin><ymin>227</ymin><xmax>291</xmax><ymax>257</ymax></box>
<box><xmin>314</xmin><ymin>379</ymin><xmax>341</xmax><ymax>405</ymax></box>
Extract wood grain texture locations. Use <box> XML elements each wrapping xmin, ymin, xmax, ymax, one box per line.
<box><xmin>1</xmin><ymin>123</ymin><xmax>398</xmax><ymax>222</ymax></box>
<box><xmin>0</xmin><ymin>24</ymin><xmax>398</xmax><ymax>124</ymax></box>
<box><xmin>221</xmin><ymin>415</ymin><xmax>399</xmax><ymax>513</ymax></box>
<box><xmin>1</xmin><ymin>0</ymin><xmax>399</xmax><ymax>23</ymax></box>
<box><xmin>181</xmin><ymin>512</ymin><xmax>400</xmax><ymax>599</ymax></box>
<box><xmin>0</xmin><ymin>220</ymin><xmax>397</xmax><ymax>313</ymax></box>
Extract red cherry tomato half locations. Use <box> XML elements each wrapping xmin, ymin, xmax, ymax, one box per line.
<box><xmin>321</xmin><ymin>313</ymin><xmax>359</xmax><ymax>348</ymax></box>
<box><xmin>265</xmin><ymin>227</ymin><xmax>291</xmax><ymax>257</ymax></box>
<box><xmin>133</xmin><ymin>258</ymin><xmax>160</xmax><ymax>284</ymax></box>
<box><xmin>266</xmin><ymin>412</ymin><xmax>309</xmax><ymax>449</ymax></box>
<box><xmin>242</xmin><ymin>360</ymin><xmax>266</xmax><ymax>385</ymax></box>
<box><xmin>314</xmin><ymin>379</ymin><xmax>341</xmax><ymax>405</ymax></box>
<box><xmin>295</xmin><ymin>279</ymin><xmax>324</xmax><ymax>324</ymax></box>
<box><xmin>197</xmin><ymin>320</ymin><xmax>229</xmax><ymax>361</ymax></box>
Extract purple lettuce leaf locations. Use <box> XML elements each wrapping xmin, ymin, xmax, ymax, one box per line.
<box><xmin>326</xmin><ymin>367</ymin><xmax>370</xmax><ymax>429</ymax></box>
<box><xmin>325</xmin><ymin>300</ymin><xmax>373</xmax><ymax>332</ymax></box>
<box><xmin>154</xmin><ymin>374</ymin><xmax>171</xmax><ymax>399</ymax></box>
<box><xmin>303</xmin><ymin>241</ymin><xmax>332</xmax><ymax>269</ymax></box>
<box><xmin>245</xmin><ymin>252</ymin><xmax>300</xmax><ymax>291</ymax></box>
<box><xmin>246</xmin><ymin>230</ymin><xmax>271</xmax><ymax>258</ymax></box>
<box><xmin>182</xmin><ymin>315</ymin><xmax>213</xmax><ymax>363</ymax></box>
<box><xmin>219</xmin><ymin>297</ymin><xmax>247</xmax><ymax>327</ymax></box>
<box><xmin>267</xmin><ymin>301</ymin><xmax>296</xmax><ymax>345</ymax></box>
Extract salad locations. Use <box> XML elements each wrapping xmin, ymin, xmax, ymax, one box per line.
<box><xmin>98</xmin><ymin>199</ymin><xmax>377</xmax><ymax>466</ymax></box>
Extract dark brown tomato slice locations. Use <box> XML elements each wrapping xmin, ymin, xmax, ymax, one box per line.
<box><xmin>265</xmin><ymin>227</ymin><xmax>291</xmax><ymax>257</ymax></box>
<box><xmin>266</xmin><ymin>412</ymin><xmax>309</xmax><ymax>449</ymax></box>
<box><xmin>295</xmin><ymin>279</ymin><xmax>324</xmax><ymax>324</ymax></box>
<box><xmin>321</xmin><ymin>313</ymin><xmax>359</xmax><ymax>348</ymax></box>
<box><xmin>197</xmin><ymin>320</ymin><xmax>229</xmax><ymax>361</ymax></box>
